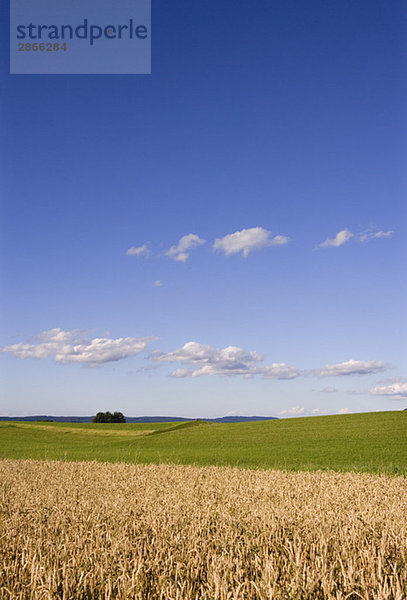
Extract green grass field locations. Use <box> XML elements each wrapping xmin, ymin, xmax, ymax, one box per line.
<box><xmin>0</xmin><ymin>411</ymin><xmax>406</xmax><ymax>474</ymax></box>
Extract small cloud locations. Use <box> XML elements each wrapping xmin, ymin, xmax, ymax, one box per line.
<box><xmin>153</xmin><ymin>280</ymin><xmax>163</xmax><ymax>287</ymax></box>
<box><xmin>369</xmin><ymin>380</ymin><xmax>407</xmax><ymax>400</ymax></box>
<box><xmin>126</xmin><ymin>244</ymin><xmax>150</xmax><ymax>257</ymax></box>
<box><xmin>320</xmin><ymin>386</ymin><xmax>338</xmax><ymax>393</ymax></box>
<box><xmin>308</xmin><ymin>359</ymin><xmax>387</xmax><ymax>377</ymax></box>
<box><xmin>261</xmin><ymin>363</ymin><xmax>299</xmax><ymax>379</ymax></box>
<box><xmin>319</xmin><ymin>226</ymin><xmax>394</xmax><ymax>249</ymax></box>
<box><xmin>32</xmin><ymin>328</ymin><xmax>84</xmax><ymax>344</ymax></box>
<box><xmin>213</xmin><ymin>227</ymin><xmax>288</xmax><ymax>257</ymax></box>
<box><xmin>373</xmin><ymin>376</ymin><xmax>404</xmax><ymax>386</ymax></box>
<box><xmin>319</xmin><ymin>229</ymin><xmax>353</xmax><ymax>248</ymax></box>
<box><xmin>337</xmin><ymin>407</ymin><xmax>351</xmax><ymax>414</ymax></box>
<box><xmin>270</xmin><ymin>234</ymin><xmax>290</xmax><ymax>246</ymax></box>
<box><xmin>357</xmin><ymin>227</ymin><xmax>394</xmax><ymax>243</ymax></box>
<box><xmin>165</xmin><ymin>234</ymin><xmax>205</xmax><ymax>263</ymax></box>
<box><xmin>169</xmin><ymin>368</ymin><xmax>191</xmax><ymax>378</ymax></box>
<box><xmin>279</xmin><ymin>406</ymin><xmax>305</xmax><ymax>416</ymax></box>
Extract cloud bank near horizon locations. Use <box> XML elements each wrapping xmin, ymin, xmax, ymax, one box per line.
<box><xmin>1</xmin><ymin>331</ymin><xmax>396</xmax><ymax>388</ymax></box>
<box><xmin>369</xmin><ymin>380</ymin><xmax>407</xmax><ymax>399</ymax></box>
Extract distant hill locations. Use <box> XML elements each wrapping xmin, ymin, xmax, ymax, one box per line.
<box><xmin>0</xmin><ymin>415</ymin><xmax>278</xmax><ymax>423</ymax></box>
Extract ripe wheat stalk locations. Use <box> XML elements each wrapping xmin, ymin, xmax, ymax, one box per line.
<box><xmin>0</xmin><ymin>459</ymin><xmax>406</xmax><ymax>599</ymax></box>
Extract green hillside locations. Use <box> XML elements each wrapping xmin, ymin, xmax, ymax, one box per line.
<box><xmin>0</xmin><ymin>411</ymin><xmax>405</xmax><ymax>475</ymax></box>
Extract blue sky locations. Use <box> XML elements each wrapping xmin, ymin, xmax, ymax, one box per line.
<box><xmin>1</xmin><ymin>0</ymin><xmax>406</xmax><ymax>417</ymax></box>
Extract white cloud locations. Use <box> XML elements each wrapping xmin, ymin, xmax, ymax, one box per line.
<box><xmin>126</xmin><ymin>244</ymin><xmax>150</xmax><ymax>257</ymax></box>
<box><xmin>369</xmin><ymin>381</ymin><xmax>407</xmax><ymax>400</ymax></box>
<box><xmin>55</xmin><ymin>337</ymin><xmax>151</xmax><ymax>367</ymax></box>
<box><xmin>261</xmin><ymin>364</ymin><xmax>299</xmax><ymax>379</ymax></box>
<box><xmin>357</xmin><ymin>228</ymin><xmax>394</xmax><ymax>243</ymax></box>
<box><xmin>320</xmin><ymin>386</ymin><xmax>338</xmax><ymax>393</ymax></box>
<box><xmin>270</xmin><ymin>234</ymin><xmax>290</xmax><ymax>246</ymax></box>
<box><xmin>279</xmin><ymin>406</ymin><xmax>305</xmax><ymax>416</ymax></box>
<box><xmin>33</xmin><ymin>328</ymin><xmax>80</xmax><ymax>342</ymax></box>
<box><xmin>1</xmin><ymin>328</ymin><xmax>153</xmax><ymax>367</ymax></box>
<box><xmin>308</xmin><ymin>359</ymin><xmax>387</xmax><ymax>377</ymax></box>
<box><xmin>165</xmin><ymin>234</ymin><xmax>205</xmax><ymax>262</ymax></box>
<box><xmin>169</xmin><ymin>368</ymin><xmax>191</xmax><ymax>378</ymax></box>
<box><xmin>213</xmin><ymin>227</ymin><xmax>288</xmax><ymax>257</ymax></box>
<box><xmin>153</xmin><ymin>280</ymin><xmax>163</xmax><ymax>287</ymax></box>
<box><xmin>319</xmin><ymin>229</ymin><xmax>354</xmax><ymax>248</ymax></box>
<box><xmin>319</xmin><ymin>226</ymin><xmax>394</xmax><ymax>248</ymax></box>
<box><xmin>1</xmin><ymin>328</ymin><xmax>79</xmax><ymax>360</ymax></box>
<box><xmin>151</xmin><ymin>341</ymin><xmax>298</xmax><ymax>379</ymax></box>
<box><xmin>151</xmin><ymin>342</ymin><xmax>263</xmax><ymax>377</ymax></box>
<box><xmin>337</xmin><ymin>407</ymin><xmax>351</xmax><ymax>414</ymax></box>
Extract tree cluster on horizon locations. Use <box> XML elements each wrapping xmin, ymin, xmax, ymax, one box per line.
<box><xmin>92</xmin><ymin>411</ymin><xmax>126</xmax><ymax>423</ymax></box>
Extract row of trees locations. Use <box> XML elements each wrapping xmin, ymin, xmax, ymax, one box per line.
<box><xmin>92</xmin><ymin>411</ymin><xmax>126</xmax><ymax>423</ymax></box>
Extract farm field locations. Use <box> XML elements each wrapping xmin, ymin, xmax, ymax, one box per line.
<box><xmin>0</xmin><ymin>411</ymin><xmax>406</xmax><ymax>474</ymax></box>
<box><xmin>0</xmin><ymin>459</ymin><xmax>406</xmax><ymax>599</ymax></box>
<box><xmin>1</xmin><ymin>412</ymin><xmax>406</xmax><ymax>599</ymax></box>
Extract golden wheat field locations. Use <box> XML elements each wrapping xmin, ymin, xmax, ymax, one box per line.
<box><xmin>0</xmin><ymin>460</ymin><xmax>406</xmax><ymax>600</ymax></box>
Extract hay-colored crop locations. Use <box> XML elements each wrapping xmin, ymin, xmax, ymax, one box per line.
<box><xmin>0</xmin><ymin>460</ymin><xmax>406</xmax><ymax>599</ymax></box>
